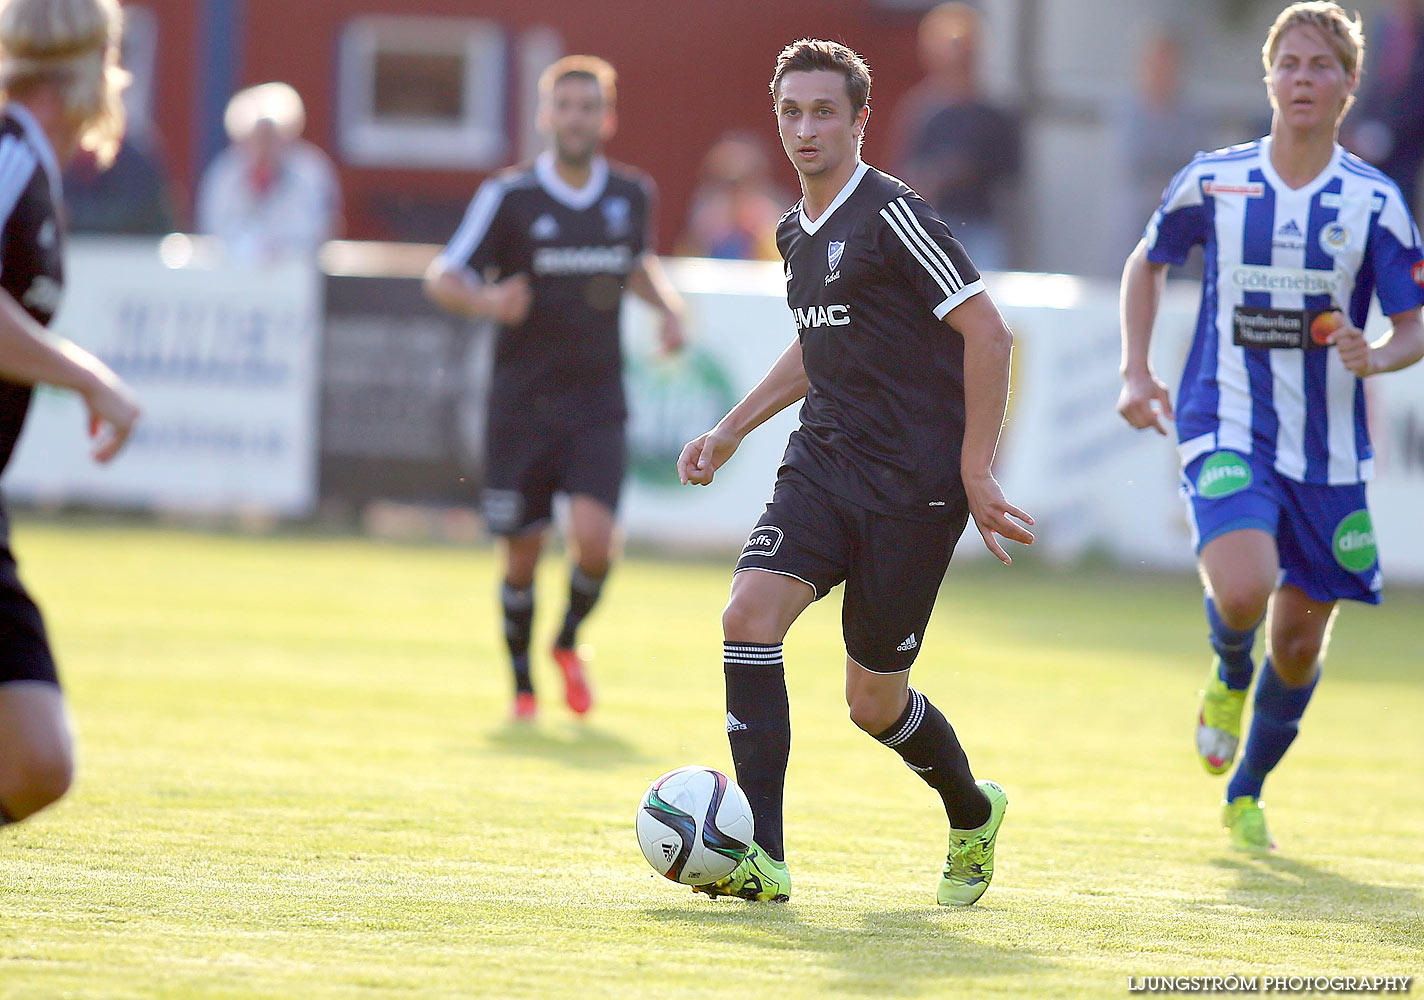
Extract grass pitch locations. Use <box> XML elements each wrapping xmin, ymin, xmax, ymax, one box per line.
<box><xmin>1</xmin><ymin>520</ymin><xmax>1421</xmax><ymax>998</ymax></box>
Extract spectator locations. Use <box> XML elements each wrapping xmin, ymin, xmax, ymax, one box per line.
<box><xmin>64</xmin><ymin>121</ymin><xmax>176</xmax><ymax>235</ymax></box>
<box><xmin>677</xmin><ymin>132</ymin><xmax>786</xmax><ymax>260</ymax></box>
<box><xmin>196</xmin><ymin>82</ymin><xmax>341</xmax><ymax>263</ymax></box>
<box><xmin>1111</xmin><ymin>32</ymin><xmax>1210</xmax><ymax>262</ymax></box>
<box><xmin>1343</xmin><ymin>0</ymin><xmax>1424</xmax><ymax>215</ymax></box>
<box><xmin>887</xmin><ymin>1</ymin><xmax>1021</xmax><ymax>271</ymax></box>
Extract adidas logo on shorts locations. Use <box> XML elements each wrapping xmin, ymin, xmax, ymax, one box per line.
<box><xmin>896</xmin><ymin>633</ymin><xmax>918</xmax><ymax>652</ymax></box>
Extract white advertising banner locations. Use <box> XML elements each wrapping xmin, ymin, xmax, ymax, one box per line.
<box><xmin>623</xmin><ymin>260</ymin><xmax>1424</xmax><ymax>584</ymax></box>
<box><xmin>6</xmin><ymin>239</ymin><xmax>321</xmax><ymax>515</ymax></box>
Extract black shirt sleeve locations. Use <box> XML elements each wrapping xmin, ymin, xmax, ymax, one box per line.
<box><xmin>875</xmin><ymin>193</ymin><xmax>984</xmax><ymax>319</ymax></box>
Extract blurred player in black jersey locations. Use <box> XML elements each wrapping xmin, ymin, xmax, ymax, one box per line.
<box><xmin>678</xmin><ymin>39</ymin><xmax>1033</xmax><ymax>904</ymax></box>
<box><xmin>0</xmin><ymin>0</ymin><xmax>140</xmax><ymax>829</ymax></box>
<box><xmin>426</xmin><ymin>56</ymin><xmax>685</xmax><ymax>721</ymax></box>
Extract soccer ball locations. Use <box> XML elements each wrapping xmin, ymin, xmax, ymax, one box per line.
<box><xmin>636</xmin><ymin>765</ymin><xmax>754</xmax><ymax>885</ymax></box>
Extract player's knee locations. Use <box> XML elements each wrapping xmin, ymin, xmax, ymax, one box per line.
<box><xmin>1271</xmin><ymin>633</ymin><xmax>1323</xmax><ymax>679</ymax></box>
<box><xmin>3</xmin><ymin>746</ymin><xmax>73</xmax><ymax>819</ymax></box>
<box><xmin>721</xmin><ymin>596</ymin><xmax>785</xmax><ymax>644</ymax></box>
<box><xmin>1210</xmin><ymin>584</ymin><xmax>1269</xmax><ymax>631</ymax></box>
<box><xmin>846</xmin><ymin>692</ymin><xmax>898</xmax><ymax>735</ymax></box>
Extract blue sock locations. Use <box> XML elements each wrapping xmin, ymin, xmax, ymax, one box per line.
<box><xmin>1225</xmin><ymin>659</ymin><xmax>1318</xmax><ymax>801</ymax></box>
<box><xmin>1205</xmin><ymin>594</ymin><xmax>1259</xmax><ymax>690</ymax></box>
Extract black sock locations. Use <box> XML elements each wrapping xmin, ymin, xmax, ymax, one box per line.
<box><xmin>723</xmin><ymin>642</ymin><xmax>790</xmax><ymax>863</ymax></box>
<box><xmin>501</xmin><ymin>582</ymin><xmax>534</xmax><ymax>695</ymax></box>
<box><xmin>874</xmin><ymin>689</ymin><xmax>989</xmax><ymax>830</ymax></box>
<box><xmin>555</xmin><ymin>567</ymin><xmax>605</xmax><ymax>650</ymax></box>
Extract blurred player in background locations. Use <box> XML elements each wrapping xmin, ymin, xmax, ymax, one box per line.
<box><xmin>426</xmin><ymin>56</ymin><xmax>685</xmax><ymax>721</ymax></box>
<box><xmin>678</xmin><ymin>39</ymin><xmax>1032</xmax><ymax>905</ymax></box>
<box><xmin>0</xmin><ymin>0</ymin><xmax>140</xmax><ymax>828</ymax></box>
<box><xmin>1118</xmin><ymin>2</ymin><xmax>1424</xmax><ymax>851</ymax></box>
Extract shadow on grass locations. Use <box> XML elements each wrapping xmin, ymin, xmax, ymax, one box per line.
<box><xmin>483</xmin><ymin>720</ymin><xmax>646</xmax><ymax>769</ymax></box>
<box><xmin>640</xmin><ymin>902</ymin><xmax>1051</xmax><ymax>993</ymax></box>
<box><xmin>1204</xmin><ymin>854</ymin><xmax>1423</xmax><ymax>950</ymax></box>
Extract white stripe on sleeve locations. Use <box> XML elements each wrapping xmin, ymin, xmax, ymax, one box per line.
<box><xmin>435</xmin><ymin>178</ymin><xmax>507</xmax><ymax>272</ymax></box>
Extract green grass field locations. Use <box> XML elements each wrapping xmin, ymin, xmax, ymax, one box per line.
<box><xmin>1</xmin><ymin>520</ymin><xmax>1420</xmax><ymax>999</ymax></box>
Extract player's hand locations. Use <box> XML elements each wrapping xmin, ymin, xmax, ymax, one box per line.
<box><xmin>677</xmin><ymin>426</ymin><xmax>740</xmax><ymax>486</ymax></box>
<box><xmin>1328</xmin><ymin>321</ymin><xmax>1374</xmax><ymax>377</ymax></box>
<box><xmin>81</xmin><ymin>367</ymin><xmax>140</xmax><ymax>464</ymax></box>
<box><xmin>1116</xmin><ymin>370</ymin><xmax>1174</xmax><ymax>435</ymax></box>
<box><xmin>657</xmin><ymin>308</ymin><xmax>687</xmax><ymax>356</ymax></box>
<box><xmin>486</xmin><ymin>274</ymin><xmax>533</xmax><ymax>326</ymax></box>
<box><xmin>962</xmin><ymin>470</ymin><xmax>1034</xmax><ymax>566</ymax></box>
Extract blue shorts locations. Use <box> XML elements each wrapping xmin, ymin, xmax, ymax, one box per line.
<box><xmin>1180</xmin><ymin>450</ymin><xmax>1381</xmax><ymax>605</ymax></box>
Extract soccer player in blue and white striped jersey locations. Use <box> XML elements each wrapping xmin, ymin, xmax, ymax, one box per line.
<box><xmin>1118</xmin><ymin>2</ymin><xmax>1424</xmax><ymax>852</ymax></box>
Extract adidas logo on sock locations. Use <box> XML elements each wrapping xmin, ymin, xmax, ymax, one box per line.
<box><xmin>896</xmin><ymin>633</ymin><xmax>918</xmax><ymax>651</ymax></box>
<box><xmin>726</xmin><ymin>712</ymin><xmax>748</xmax><ymax>732</ymax></box>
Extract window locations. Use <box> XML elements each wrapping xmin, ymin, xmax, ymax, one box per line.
<box><xmin>338</xmin><ymin>16</ymin><xmax>507</xmax><ymax>169</ymax></box>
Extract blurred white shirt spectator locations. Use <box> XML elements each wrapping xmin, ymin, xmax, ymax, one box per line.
<box><xmin>196</xmin><ymin>82</ymin><xmax>341</xmax><ymax>263</ymax></box>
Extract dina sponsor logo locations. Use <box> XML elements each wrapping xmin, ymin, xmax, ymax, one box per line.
<box><xmin>1332</xmin><ymin>509</ymin><xmax>1377</xmax><ymax>572</ymax></box>
<box><xmin>792</xmin><ymin>303</ymin><xmax>850</xmax><ymax>330</ymax></box>
<box><xmin>1196</xmin><ymin>452</ymin><xmax>1253</xmax><ymax>499</ymax></box>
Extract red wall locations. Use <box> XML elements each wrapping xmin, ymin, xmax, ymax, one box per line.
<box><xmin>139</xmin><ymin>1</ymin><xmax>922</xmax><ymax>250</ymax></box>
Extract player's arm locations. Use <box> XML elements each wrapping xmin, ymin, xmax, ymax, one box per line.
<box><xmin>423</xmin><ymin>262</ymin><xmax>531</xmax><ymax>326</ymax></box>
<box><xmin>627</xmin><ymin>252</ymin><xmax>687</xmax><ymax>354</ymax></box>
<box><xmin>947</xmin><ymin>291</ymin><xmax>1035</xmax><ymax>565</ymax></box>
<box><xmin>1117</xmin><ymin>238</ymin><xmax>1175</xmax><ymax>435</ymax></box>
<box><xmin>677</xmin><ymin>337</ymin><xmax>807</xmax><ymax>486</ymax></box>
<box><xmin>1331</xmin><ymin>307</ymin><xmax>1424</xmax><ymax>377</ymax></box>
<box><xmin>0</xmin><ymin>290</ymin><xmax>139</xmax><ymax>462</ymax></box>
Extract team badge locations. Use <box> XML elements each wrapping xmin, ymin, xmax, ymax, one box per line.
<box><xmin>531</xmin><ymin>214</ymin><xmax>559</xmax><ymax>240</ymax></box>
<box><xmin>1318</xmin><ymin>221</ymin><xmax>1351</xmax><ymax>255</ymax></box>
<box><xmin>601</xmin><ymin>196</ymin><xmax>631</xmax><ymax>237</ymax></box>
<box><xmin>827</xmin><ymin>240</ymin><xmax>845</xmax><ymax>272</ymax></box>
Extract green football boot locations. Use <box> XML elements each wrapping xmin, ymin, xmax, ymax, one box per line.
<box><xmin>1222</xmin><ymin>795</ymin><xmax>1276</xmax><ymax>852</ymax></box>
<box><xmin>692</xmin><ymin>843</ymin><xmax>791</xmax><ymax>902</ymax></box>
<box><xmin>937</xmin><ymin>779</ymin><xmax>1008</xmax><ymax>906</ymax></box>
<box><xmin>1197</xmin><ymin>666</ymin><xmax>1247</xmax><ymax>775</ymax></box>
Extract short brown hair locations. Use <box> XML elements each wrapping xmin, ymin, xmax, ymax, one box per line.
<box><xmin>1262</xmin><ymin>2</ymin><xmax>1364</xmax><ymax>77</ymax></box>
<box><xmin>769</xmin><ymin>38</ymin><xmax>872</xmax><ymax>114</ymax></box>
<box><xmin>538</xmin><ymin>54</ymin><xmax>617</xmax><ymax>107</ymax></box>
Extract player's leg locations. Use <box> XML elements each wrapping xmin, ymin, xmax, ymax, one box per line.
<box><xmin>695</xmin><ymin>474</ymin><xmax>843</xmax><ymax>901</ymax></box>
<box><xmin>550</xmin><ymin>422</ymin><xmax>626</xmax><ymax>715</ymax></box>
<box><xmin>1222</xmin><ymin>481</ymin><xmax>1374</xmax><ymax>850</ymax></box>
<box><xmin>0</xmin><ymin>681</ymin><xmax>73</xmax><ymax>825</ymax></box>
<box><xmin>497</xmin><ymin>527</ymin><xmax>545</xmax><ymax>718</ymax></box>
<box><xmin>1183</xmin><ymin>451</ymin><xmax>1281</xmax><ymax>774</ymax></box>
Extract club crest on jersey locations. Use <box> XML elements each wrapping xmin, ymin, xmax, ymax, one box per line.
<box><xmin>1319</xmin><ymin>221</ymin><xmax>1351</xmax><ymax>255</ymax></box>
<box><xmin>531</xmin><ymin>214</ymin><xmax>559</xmax><ymax>240</ymax></box>
<box><xmin>827</xmin><ymin>240</ymin><xmax>845</xmax><ymax>271</ymax></box>
<box><xmin>601</xmin><ymin>196</ymin><xmax>631</xmax><ymax>237</ymax></box>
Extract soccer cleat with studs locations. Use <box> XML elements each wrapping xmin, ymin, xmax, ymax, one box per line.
<box><xmin>551</xmin><ymin>646</ymin><xmax>593</xmax><ymax>715</ymax></box>
<box><xmin>1222</xmin><ymin>795</ymin><xmax>1276</xmax><ymax>852</ymax></box>
<box><xmin>937</xmin><ymin>778</ymin><xmax>1008</xmax><ymax>906</ymax></box>
<box><xmin>1197</xmin><ymin>666</ymin><xmax>1247</xmax><ymax>775</ymax></box>
<box><xmin>692</xmin><ymin>843</ymin><xmax>791</xmax><ymax>902</ymax></box>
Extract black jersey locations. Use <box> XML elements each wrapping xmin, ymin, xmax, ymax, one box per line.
<box><xmin>777</xmin><ymin>162</ymin><xmax>984</xmax><ymax>523</ymax></box>
<box><xmin>436</xmin><ymin>152</ymin><xmax>654</xmax><ymax>426</ymax></box>
<box><xmin>0</xmin><ymin>105</ymin><xmax>65</xmax><ymax>476</ymax></box>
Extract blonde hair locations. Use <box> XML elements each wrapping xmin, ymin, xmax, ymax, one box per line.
<box><xmin>224</xmin><ymin>82</ymin><xmax>305</xmax><ymax>143</ymax></box>
<box><xmin>538</xmin><ymin>54</ymin><xmax>617</xmax><ymax>108</ymax></box>
<box><xmin>0</xmin><ymin>0</ymin><xmax>127</xmax><ymax>166</ymax></box>
<box><xmin>1262</xmin><ymin>2</ymin><xmax>1365</xmax><ymax>117</ymax></box>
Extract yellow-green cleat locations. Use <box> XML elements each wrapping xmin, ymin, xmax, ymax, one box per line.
<box><xmin>937</xmin><ymin>779</ymin><xmax>1007</xmax><ymax>906</ymax></box>
<box><xmin>1197</xmin><ymin>666</ymin><xmax>1247</xmax><ymax>775</ymax></box>
<box><xmin>1222</xmin><ymin>795</ymin><xmax>1276</xmax><ymax>852</ymax></box>
<box><xmin>692</xmin><ymin>842</ymin><xmax>791</xmax><ymax>902</ymax></box>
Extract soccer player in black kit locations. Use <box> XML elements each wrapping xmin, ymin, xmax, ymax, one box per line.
<box><xmin>426</xmin><ymin>56</ymin><xmax>685</xmax><ymax>721</ymax></box>
<box><xmin>678</xmin><ymin>39</ymin><xmax>1033</xmax><ymax>904</ymax></box>
<box><xmin>0</xmin><ymin>0</ymin><xmax>140</xmax><ymax>829</ymax></box>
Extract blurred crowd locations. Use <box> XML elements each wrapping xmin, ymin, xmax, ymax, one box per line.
<box><xmin>65</xmin><ymin>0</ymin><xmax>1424</xmax><ymax>275</ymax></box>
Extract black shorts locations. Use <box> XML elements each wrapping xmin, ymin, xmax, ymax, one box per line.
<box><xmin>734</xmin><ymin>470</ymin><xmax>970</xmax><ymax>673</ymax></box>
<box><xmin>0</xmin><ymin>520</ymin><xmax>58</xmax><ymax>687</ymax></box>
<box><xmin>481</xmin><ymin>418</ymin><xmax>626</xmax><ymax>536</ymax></box>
